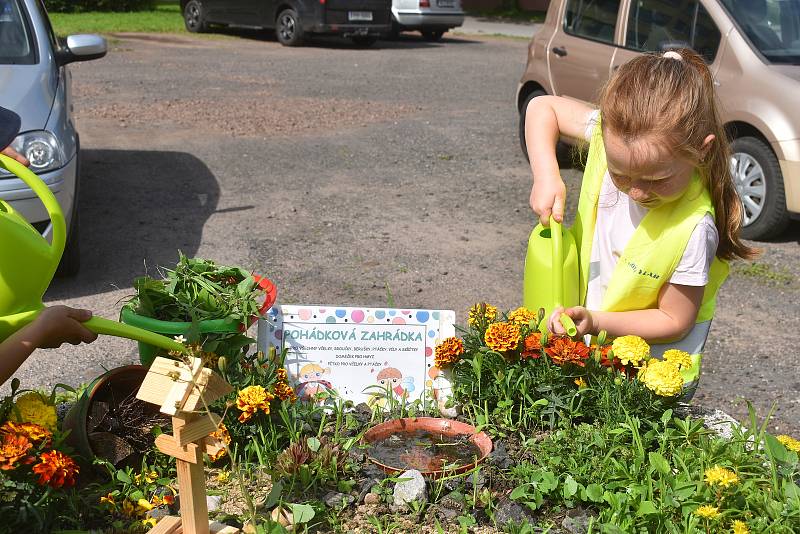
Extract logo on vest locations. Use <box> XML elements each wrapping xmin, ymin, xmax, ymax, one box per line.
<box><xmin>622</xmin><ymin>258</ymin><xmax>661</xmax><ymax>280</ymax></box>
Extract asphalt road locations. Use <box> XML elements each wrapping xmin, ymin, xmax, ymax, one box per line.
<box><xmin>12</xmin><ymin>28</ymin><xmax>799</xmax><ymax>435</ymax></box>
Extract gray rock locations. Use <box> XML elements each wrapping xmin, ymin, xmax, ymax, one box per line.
<box><xmin>363</xmin><ymin>492</ymin><xmax>381</xmax><ymax>505</ymax></box>
<box><xmin>323</xmin><ymin>491</ymin><xmax>355</xmax><ymax>508</ymax></box>
<box><xmin>493</xmin><ymin>497</ymin><xmax>534</xmax><ymax>525</ymax></box>
<box><xmin>439</xmin><ymin>490</ymin><xmax>465</xmax><ymax>511</ymax></box>
<box><xmin>489</xmin><ymin>441</ymin><xmax>513</xmax><ymax>469</ymax></box>
<box><xmin>206</xmin><ymin>495</ymin><xmax>222</xmax><ymax>512</ymax></box>
<box><xmin>392</xmin><ymin>469</ymin><xmax>427</xmax><ymax>508</ymax></box>
<box><xmin>147</xmin><ymin>507</ymin><xmax>171</xmax><ymax>521</ymax></box>
<box><xmin>677</xmin><ymin>404</ymin><xmax>743</xmax><ymax>440</ymax></box>
<box><xmin>561</xmin><ymin>507</ymin><xmax>594</xmax><ymax>534</ymax></box>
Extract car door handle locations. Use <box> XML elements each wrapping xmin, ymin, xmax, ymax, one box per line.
<box><xmin>552</xmin><ymin>46</ymin><xmax>567</xmax><ymax>57</ymax></box>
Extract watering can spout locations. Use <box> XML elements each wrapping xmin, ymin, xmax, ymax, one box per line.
<box><xmin>0</xmin><ymin>154</ymin><xmax>185</xmax><ymax>354</ymax></box>
<box><xmin>523</xmin><ymin>217</ymin><xmax>579</xmax><ymax>337</ymax></box>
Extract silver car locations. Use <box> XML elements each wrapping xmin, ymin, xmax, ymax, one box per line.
<box><xmin>0</xmin><ymin>0</ymin><xmax>106</xmax><ymax>275</ymax></box>
<box><xmin>391</xmin><ymin>0</ymin><xmax>464</xmax><ymax>41</ymax></box>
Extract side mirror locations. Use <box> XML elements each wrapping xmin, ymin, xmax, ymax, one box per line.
<box><xmin>56</xmin><ymin>34</ymin><xmax>107</xmax><ymax>66</ymax></box>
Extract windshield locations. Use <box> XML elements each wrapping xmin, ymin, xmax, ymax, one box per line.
<box><xmin>722</xmin><ymin>0</ymin><xmax>800</xmax><ymax>64</ymax></box>
<box><xmin>0</xmin><ymin>0</ymin><xmax>35</xmax><ymax>64</ymax></box>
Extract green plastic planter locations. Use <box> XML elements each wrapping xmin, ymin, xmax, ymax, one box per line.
<box><xmin>121</xmin><ymin>275</ymin><xmax>277</xmax><ymax>366</ymax></box>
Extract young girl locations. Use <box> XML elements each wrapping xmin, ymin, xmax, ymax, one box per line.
<box><xmin>525</xmin><ymin>49</ymin><xmax>757</xmax><ymax>366</ymax></box>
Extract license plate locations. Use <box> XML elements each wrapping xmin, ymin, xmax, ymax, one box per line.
<box><xmin>348</xmin><ymin>11</ymin><xmax>373</xmax><ymax>21</ymax></box>
<box><xmin>437</xmin><ymin>0</ymin><xmax>455</xmax><ymax>7</ymax></box>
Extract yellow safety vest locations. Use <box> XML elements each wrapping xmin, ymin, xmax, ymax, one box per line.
<box><xmin>572</xmin><ymin>121</ymin><xmax>729</xmax><ymax>380</ymax></box>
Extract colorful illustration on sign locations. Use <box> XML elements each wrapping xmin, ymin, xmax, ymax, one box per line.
<box><xmin>258</xmin><ymin>306</ymin><xmax>456</xmax><ymax>409</ymax></box>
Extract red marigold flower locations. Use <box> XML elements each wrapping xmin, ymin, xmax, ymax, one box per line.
<box><xmin>521</xmin><ymin>332</ymin><xmax>545</xmax><ymax>359</ymax></box>
<box><xmin>592</xmin><ymin>344</ymin><xmax>624</xmax><ymax>371</ymax></box>
<box><xmin>0</xmin><ymin>433</ymin><xmax>35</xmax><ymax>470</ymax></box>
<box><xmin>545</xmin><ymin>336</ymin><xmax>591</xmax><ymax>367</ymax></box>
<box><xmin>32</xmin><ymin>450</ymin><xmax>79</xmax><ymax>488</ymax></box>
<box><xmin>434</xmin><ymin>337</ymin><xmax>465</xmax><ymax>368</ymax></box>
<box><xmin>1</xmin><ymin>421</ymin><xmax>52</xmax><ymax>446</ymax></box>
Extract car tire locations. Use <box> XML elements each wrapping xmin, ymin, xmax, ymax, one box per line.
<box><xmin>519</xmin><ymin>90</ymin><xmax>574</xmax><ymax>167</ymax></box>
<box><xmin>731</xmin><ymin>136</ymin><xmax>789</xmax><ymax>240</ymax></box>
<box><xmin>183</xmin><ymin>0</ymin><xmax>209</xmax><ymax>33</ymax></box>
<box><xmin>56</xmin><ymin>209</ymin><xmax>80</xmax><ymax>277</ymax></box>
<box><xmin>351</xmin><ymin>35</ymin><xmax>378</xmax><ymax>47</ymax></box>
<box><xmin>421</xmin><ymin>30</ymin><xmax>445</xmax><ymax>41</ymax></box>
<box><xmin>276</xmin><ymin>9</ymin><xmax>305</xmax><ymax>47</ymax></box>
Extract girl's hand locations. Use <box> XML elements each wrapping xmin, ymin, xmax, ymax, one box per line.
<box><xmin>530</xmin><ymin>176</ymin><xmax>566</xmax><ymax>226</ymax></box>
<box><xmin>549</xmin><ymin>306</ymin><xmax>595</xmax><ymax>337</ymax></box>
<box><xmin>1</xmin><ymin>146</ymin><xmax>29</xmax><ymax>166</ymax></box>
<box><xmin>31</xmin><ymin>305</ymin><xmax>97</xmax><ymax>348</ymax></box>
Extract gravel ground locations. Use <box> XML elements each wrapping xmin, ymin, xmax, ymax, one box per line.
<box><xmin>9</xmin><ymin>30</ymin><xmax>799</xmax><ymax>436</ymax></box>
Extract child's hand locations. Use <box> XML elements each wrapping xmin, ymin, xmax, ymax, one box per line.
<box><xmin>1</xmin><ymin>146</ymin><xmax>29</xmax><ymax>166</ymax></box>
<box><xmin>30</xmin><ymin>305</ymin><xmax>97</xmax><ymax>348</ymax></box>
<box><xmin>530</xmin><ymin>176</ymin><xmax>566</xmax><ymax>226</ymax></box>
<box><xmin>549</xmin><ymin>306</ymin><xmax>594</xmax><ymax>337</ymax></box>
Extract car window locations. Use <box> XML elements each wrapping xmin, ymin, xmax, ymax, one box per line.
<box><xmin>564</xmin><ymin>0</ymin><xmax>622</xmax><ymax>44</ymax></box>
<box><xmin>0</xmin><ymin>0</ymin><xmax>35</xmax><ymax>64</ymax></box>
<box><xmin>721</xmin><ymin>0</ymin><xmax>800</xmax><ymax>64</ymax></box>
<box><xmin>625</xmin><ymin>0</ymin><xmax>721</xmax><ymax>62</ymax></box>
<box><xmin>33</xmin><ymin>0</ymin><xmax>59</xmax><ymax>54</ymax></box>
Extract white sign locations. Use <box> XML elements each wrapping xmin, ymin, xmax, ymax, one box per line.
<box><xmin>258</xmin><ymin>305</ymin><xmax>456</xmax><ymax>408</ymax></box>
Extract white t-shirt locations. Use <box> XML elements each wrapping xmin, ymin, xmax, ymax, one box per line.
<box><xmin>582</xmin><ymin>110</ymin><xmax>719</xmax><ymax>313</ymax></box>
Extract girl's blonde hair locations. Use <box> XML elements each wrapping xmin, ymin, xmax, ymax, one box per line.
<box><xmin>598</xmin><ymin>48</ymin><xmax>758</xmax><ymax>261</ymax></box>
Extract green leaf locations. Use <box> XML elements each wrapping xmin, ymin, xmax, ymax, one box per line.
<box><xmin>562</xmin><ymin>475</ymin><xmax>579</xmax><ymax>499</ymax></box>
<box><xmin>262</xmin><ymin>480</ymin><xmax>283</xmax><ymax>510</ymax></box>
<box><xmin>648</xmin><ymin>452</ymin><xmax>671</xmax><ymax>476</ymax></box>
<box><xmin>585</xmin><ymin>483</ymin><xmax>604</xmax><ymax>502</ymax></box>
<box><xmin>307</xmin><ymin>437</ymin><xmax>321</xmax><ymax>452</ymax></box>
<box><xmin>116</xmin><ymin>470</ymin><xmax>132</xmax><ymax>484</ymax></box>
<box><xmin>288</xmin><ymin>503</ymin><xmax>315</xmax><ymax>523</ymax></box>
<box><xmin>510</xmin><ymin>484</ymin><xmax>530</xmax><ymax>500</ymax></box>
<box><xmin>764</xmin><ymin>433</ymin><xmax>790</xmax><ymax>463</ymax></box>
<box><xmin>636</xmin><ymin>500</ymin><xmax>658</xmax><ymax>516</ymax></box>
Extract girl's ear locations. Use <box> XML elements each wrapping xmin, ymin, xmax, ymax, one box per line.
<box><xmin>700</xmin><ymin>134</ymin><xmax>715</xmax><ymax>161</ymax></box>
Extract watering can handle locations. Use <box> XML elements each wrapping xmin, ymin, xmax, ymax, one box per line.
<box><xmin>549</xmin><ymin>217</ymin><xmax>578</xmax><ymax>337</ymax></box>
<box><xmin>0</xmin><ymin>154</ymin><xmax>66</xmax><ymax>264</ymax></box>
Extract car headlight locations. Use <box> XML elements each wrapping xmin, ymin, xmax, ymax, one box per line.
<box><xmin>7</xmin><ymin>131</ymin><xmax>67</xmax><ymax>174</ymax></box>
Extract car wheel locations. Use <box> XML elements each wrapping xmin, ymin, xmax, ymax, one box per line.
<box><xmin>183</xmin><ymin>0</ymin><xmax>208</xmax><ymax>33</ymax></box>
<box><xmin>276</xmin><ymin>9</ymin><xmax>304</xmax><ymax>47</ymax></box>
<box><xmin>730</xmin><ymin>136</ymin><xmax>789</xmax><ymax>240</ymax></box>
<box><xmin>421</xmin><ymin>30</ymin><xmax>445</xmax><ymax>41</ymax></box>
<box><xmin>388</xmin><ymin>18</ymin><xmax>401</xmax><ymax>40</ymax></box>
<box><xmin>351</xmin><ymin>35</ymin><xmax>378</xmax><ymax>47</ymax></box>
<box><xmin>56</xmin><ymin>209</ymin><xmax>80</xmax><ymax>277</ymax></box>
<box><xmin>519</xmin><ymin>89</ymin><xmax>573</xmax><ymax>167</ymax></box>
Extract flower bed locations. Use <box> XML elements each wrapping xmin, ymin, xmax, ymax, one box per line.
<box><xmin>2</xmin><ymin>301</ymin><xmax>798</xmax><ymax>533</ymax></box>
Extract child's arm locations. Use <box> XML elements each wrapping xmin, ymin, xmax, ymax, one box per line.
<box><xmin>0</xmin><ymin>305</ymin><xmax>97</xmax><ymax>384</ymax></box>
<box><xmin>524</xmin><ymin>96</ymin><xmax>594</xmax><ymax>226</ymax></box>
<box><xmin>550</xmin><ymin>283</ymin><xmax>704</xmax><ymax>342</ymax></box>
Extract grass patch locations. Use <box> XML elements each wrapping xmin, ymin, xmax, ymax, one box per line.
<box><xmin>733</xmin><ymin>261</ymin><xmax>795</xmax><ymax>285</ymax></box>
<box><xmin>49</xmin><ymin>3</ymin><xmax>184</xmax><ymax>36</ymax></box>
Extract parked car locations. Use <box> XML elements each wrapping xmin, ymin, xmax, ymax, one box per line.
<box><xmin>181</xmin><ymin>0</ymin><xmax>392</xmax><ymax>47</ymax></box>
<box><xmin>518</xmin><ymin>0</ymin><xmax>800</xmax><ymax>240</ymax></box>
<box><xmin>390</xmin><ymin>0</ymin><xmax>464</xmax><ymax>41</ymax></box>
<box><xmin>0</xmin><ymin>0</ymin><xmax>107</xmax><ymax>275</ymax></box>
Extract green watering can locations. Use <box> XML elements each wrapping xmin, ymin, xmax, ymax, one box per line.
<box><xmin>0</xmin><ymin>153</ymin><xmax>184</xmax><ymax>353</ymax></box>
<box><xmin>523</xmin><ymin>216</ymin><xmax>579</xmax><ymax>337</ymax></box>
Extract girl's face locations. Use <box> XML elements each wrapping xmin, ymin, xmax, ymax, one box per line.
<box><xmin>603</xmin><ymin>130</ymin><xmax>710</xmax><ymax>209</ymax></box>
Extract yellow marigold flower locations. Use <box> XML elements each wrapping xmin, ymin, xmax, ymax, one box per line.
<box><xmin>611</xmin><ymin>335</ymin><xmax>650</xmax><ymax>367</ymax></box>
<box><xmin>693</xmin><ymin>505</ymin><xmax>720</xmax><ymax>519</ymax></box>
<box><xmin>0</xmin><ymin>421</ymin><xmax>52</xmax><ymax>445</ymax></box>
<box><xmin>704</xmin><ymin>466</ymin><xmax>739</xmax><ymax>488</ymax></box>
<box><xmin>12</xmin><ymin>392</ymin><xmax>57</xmax><ymax>431</ymax></box>
<box><xmin>663</xmin><ymin>349</ymin><xmax>693</xmax><ymax>370</ymax></box>
<box><xmin>468</xmin><ymin>303</ymin><xmax>498</xmax><ymax>326</ymax></box>
<box><xmin>507</xmin><ymin>306</ymin><xmax>536</xmax><ymax>327</ymax></box>
<box><xmin>776</xmin><ymin>434</ymin><xmax>800</xmax><ymax>452</ymax></box>
<box><xmin>638</xmin><ymin>359</ymin><xmax>684</xmax><ymax>397</ymax></box>
<box><xmin>208</xmin><ymin>422</ymin><xmax>231</xmax><ymax>462</ymax></box>
<box><xmin>137</xmin><ymin>498</ymin><xmax>154</xmax><ymax>513</ymax></box>
<box><xmin>484</xmin><ymin>322</ymin><xmax>520</xmax><ymax>352</ymax></box>
<box><xmin>574</xmin><ymin>378</ymin><xmax>587</xmax><ymax>389</ymax></box>
<box><xmin>236</xmin><ymin>385</ymin><xmax>274</xmax><ymax>423</ymax></box>
<box><xmin>731</xmin><ymin>520</ymin><xmax>750</xmax><ymax>534</ymax></box>
<box><xmin>434</xmin><ymin>337</ymin><xmax>465</xmax><ymax>368</ymax></box>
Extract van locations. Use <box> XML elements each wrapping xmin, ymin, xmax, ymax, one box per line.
<box><xmin>517</xmin><ymin>0</ymin><xmax>800</xmax><ymax>239</ymax></box>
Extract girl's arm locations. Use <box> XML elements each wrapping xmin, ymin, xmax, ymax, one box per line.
<box><xmin>524</xmin><ymin>95</ymin><xmax>594</xmax><ymax>225</ymax></box>
<box><xmin>550</xmin><ymin>283</ymin><xmax>704</xmax><ymax>342</ymax></box>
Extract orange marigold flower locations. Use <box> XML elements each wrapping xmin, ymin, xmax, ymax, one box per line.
<box><xmin>236</xmin><ymin>386</ymin><xmax>274</xmax><ymax>422</ymax></box>
<box><xmin>434</xmin><ymin>337</ymin><xmax>464</xmax><ymax>368</ymax></box>
<box><xmin>32</xmin><ymin>450</ymin><xmax>79</xmax><ymax>488</ymax></box>
<box><xmin>521</xmin><ymin>332</ymin><xmax>545</xmax><ymax>359</ymax></box>
<box><xmin>0</xmin><ymin>433</ymin><xmax>35</xmax><ymax>470</ymax></box>
<box><xmin>272</xmin><ymin>369</ymin><xmax>298</xmax><ymax>402</ymax></box>
<box><xmin>484</xmin><ymin>322</ymin><xmax>520</xmax><ymax>352</ymax></box>
<box><xmin>468</xmin><ymin>302</ymin><xmax>498</xmax><ymax>327</ymax></box>
<box><xmin>208</xmin><ymin>422</ymin><xmax>231</xmax><ymax>462</ymax></box>
<box><xmin>507</xmin><ymin>307</ymin><xmax>536</xmax><ymax>327</ymax></box>
<box><xmin>0</xmin><ymin>421</ymin><xmax>52</xmax><ymax>446</ymax></box>
<box><xmin>162</xmin><ymin>493</ymin><xmax>175</xmax><ymax>506</ymax></box>
<box><xmin>592</xmin><ymin>344</ymin><xmax>623</xmax><ymax>371</ymax></box>
<box><xmin>545</xmin><ymin>336</ymin><xmax>591</xmax><ymax>367</ymax></box>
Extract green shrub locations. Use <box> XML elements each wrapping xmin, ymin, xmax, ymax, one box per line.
<box><xmin>45</xmin><ymin>0</ymin><xmax>158</xmax><ymax>13</ymax></box>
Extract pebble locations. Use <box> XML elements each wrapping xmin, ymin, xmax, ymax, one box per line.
<box><xmin>363</xmin><ymin>492</ymin><xmax>381</xmax><ymax>505</ymax></box>
<box><xmin>392</xmin><ymin>469</ymin><xmax>427</xmax><ymax>508</ymax></box>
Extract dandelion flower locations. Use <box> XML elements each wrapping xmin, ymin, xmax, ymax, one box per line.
<box><xmin>704</xmin><ymin>466</ymin><xmax>739</xmax><ymax>488</ymax></box>
<box><xmin>236</xmin><ymin>385</ymin><xmax>274</xmax><ymax>423</ymax></box>
<box><xmin>731</xmin><ymin>520</ymin><xmax>750</xmax><ymax>534</ymax></box>
<box><xmin>434</xmin><ymin>337</ymin><xmax>465</xmax><ymax>368</ymax></box>
<box><xmin>776</xmin><ymin>434</ymin><xmax>800</xmax><ymax>452</ymax></box>
<box><xmin>638</xmin><ymin>359</ymin><xmax>684</xmax><ymax>397</ymax></box>
<box><xmin>484</xmin><ymin>322</ymin><xmax>520</xmax><ymax>352</ymax></box>
<box><xmin>468</xmin><ymin>303</ymin><xmax>498</xmax><ymax>326</ymax></box>
<box><xmin>545</xmin><ymin>336</ymin><xmax>591</xmax><ymax>367</ymax></box>
<box><xmin>663</xmin><ymin>349</ymin><xmax>693</xmax><ymax>370</ymax></box>
<box><xmin>12</xmin><ymin>392</ymin><xmax>57</xmax><ymax>431</ymax></box>
<box><xmin>611</xmin><ymin>335</ymin><xmax>650</xmax><ymax>367</ymax></box>
<box><xmin>693</xmin><ymin>505</ymin><xmax>720</xmax><ymax>519</ymax></box>
<box><xmin>507</xmin><ymin>306</ymin><xmax>536</xmax><ymax>327</ymax></box>
<box><xmin>32</xmin><ymin>450</ymin><xmax>79</xmax><ymax>488</ymax></box>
